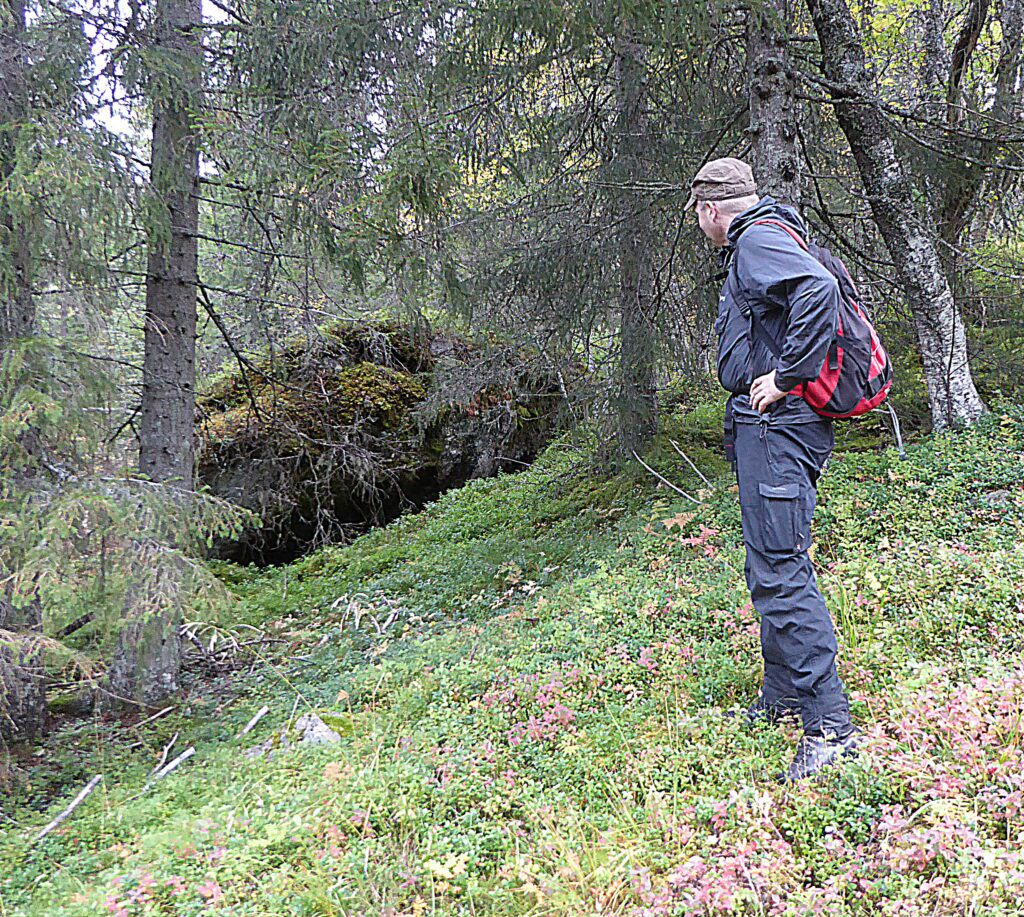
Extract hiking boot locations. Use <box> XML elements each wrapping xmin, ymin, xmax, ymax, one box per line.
<box><xmin>780</xmin><ymin>729</ymin><xmax>860</xmax><ymax>783</ymax></box>
<box><xmin>725</xmin><ymin>695</ymin><xmax>800</xmax><ymax>727</ymax></box>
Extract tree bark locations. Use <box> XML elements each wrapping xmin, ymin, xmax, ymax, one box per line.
<box><xmin>804</xmin><ymin>0</ymin><xmax>987</xmax><ymax>430</ymax></box>
<box><xmin>919</xmin><ymin>0</ymin><xmax>950</xmax><ymax>96</ymax></box>
<box><xmin>747</xmin><ymin>0</ymin><xmax>802</xmax><ymax>205</ymax></box>
<box><xmin>105</xmin><ymin>547</ymin><xmax>185</xmax><ymax>710</ymax></box>
<box><xmin>108</xmin><ymin>0</ymin><xmax>201</xmax><ymax>709</ymax></box>
<box><xmin>0</xmin><ymin>0</ymin><xmax>46</xmax><ymax>744</ymax></box>
<box><xmin>139</xmin><ymin>0</ymin><xmax>201</xmax><ymax>488</ymax></box>
<box><xmin>937</xmin><ymin>0</ymin><xmax>1023</xmax><ymax>250</ymax></box>
<box><xmin>0</xmin><ymin>589</ymin><xmax>45</xmax><ymax>744</ymax></box>
<box><xmin>611</xmin><ymin>29</ymin><xmax>658</xmax><ymax>458</ymax></box>
<box><xmin>0</xmin><ymin>0</ymin><xmax>34</xmax><ymax>346</ymax></box>
<box><xmin>945</xmin><ymin>0</ymin><xmax>990</xmax><ymax>127</ymax></box>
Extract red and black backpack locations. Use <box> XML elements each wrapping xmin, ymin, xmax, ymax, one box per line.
<box><xmin>743</xmin><ymin>219</ymin><xmax>893</xmax><ymax>419</ymax></box>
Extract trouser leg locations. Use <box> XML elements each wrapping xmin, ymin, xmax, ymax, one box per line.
<box><xmin>734</xmin><ymin>417</ymin><xmax>851</xmax><ymax>735</ymax></box>
<box><xmin>743</xmin><ymin>551</ymin><xmax>798</xmax><ymax>707</ymax></box>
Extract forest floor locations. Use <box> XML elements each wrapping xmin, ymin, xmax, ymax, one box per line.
<box><xmin>2</xmin><ymin>394</ymin><xmax>1024</xmax><ymax>916</ymax></box>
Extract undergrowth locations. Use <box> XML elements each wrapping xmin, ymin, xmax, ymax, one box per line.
<box><xmin>1</xmin><ymin>398</ymin><xmax>1023</xmax><ymax>916</ymax></box>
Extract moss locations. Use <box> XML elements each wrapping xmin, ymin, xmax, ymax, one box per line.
<box><xmin>198</xmin><ymin>319</ymin><xmax>436</xmax><ymax>418</ymax></box>
<box><xmin>332</xmin><ymin>362</ymin><xmax>426</xmax><ymax>429</ymax></box>
<box><xmin>281</xmin><ymin>710</ymin><xmax>358</xmax><ymax>743</ymax></box>
<box><xmin>201</xmin><ymin>402</ymin><xmax>265</xmax><ymax>447</ymax></box>
<box><xmin>194</xmin><ymin>319</ymin><xmax>564</xmax><ymax>563</ymax></box>
<box><xmin>315</xmin><ymin>711</ymin><xmax>359</xmax><ymax>737</ymax></box>
<box><xmin>199</xmin><ymin>361</ymin><xmax>426</xmax><ymax>455</ymax></box>
<box><xmin>323</xmin><ymin>319</ymin><xmax>435</xmax><ymax>372</ymax></box>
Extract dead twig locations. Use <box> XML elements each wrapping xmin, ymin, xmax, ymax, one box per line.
<box><xmin>669</xmin><ymin>440</ymin><xmax>713</xmax><ymax>487</ymax></box>
<box><xmin>183</xmin><ymin>628</ymin><xmax>210</xmax><ymax>660</ymax></box>
<box><xmin>132</xmin><ymin>706</ymin><xmax>175</xmax><ymax>730</ymax></box>
<box><xmin>151</xmin><ymin>733</ymin><xmax>179</xmax><ymax>775</ymax></box>
<box><xmin>34</xmin><ymin>775</ymin><xmax>103</xmax><ymax>843</ymax></box>
<box><xmin>238</xmin><ymin>705</ymin><xmax>270</xmax><ymax>737</ymax></box>
<box><xmin>154</xmin><ymin>747</ymin><xmax>195</xmax><ymax>780</ymax></box>
<box><xmin>632</xmin><ymin>450</ymin><xmax>702</xmax><ymax>505</ymax></box>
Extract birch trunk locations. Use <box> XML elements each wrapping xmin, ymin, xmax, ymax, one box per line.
<box><xmin>804</xmin><ymin>0</ymin><xmax>987</xmax><ymax>430</ymax></box>
<box><xmin>937</xmin><ymin>0</ymin><xmax>1023</xmax><ymax>251</ymax></box>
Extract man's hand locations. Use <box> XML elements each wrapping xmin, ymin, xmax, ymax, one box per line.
<box><xmin>750</xmin><ymin>371</ymin><xmax>788</xmax><ymax>413</ymax></box>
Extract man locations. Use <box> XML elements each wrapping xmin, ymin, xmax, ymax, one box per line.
<box><xmin>687</xmin><ymin>157</ymin><xmax>858</xmax><ymax>782</ymax></box>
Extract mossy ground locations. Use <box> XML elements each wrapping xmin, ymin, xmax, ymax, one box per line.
<box><xmin>2</xmin><ymin>397</ymin><xmax>1024</xmax><ymax>916</ymax></box>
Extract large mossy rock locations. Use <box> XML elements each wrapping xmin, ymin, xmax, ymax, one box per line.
<box><xmin>197</xmin><ymin>321</ymin><xmax>564</xmax><ymax>563</ymax></box>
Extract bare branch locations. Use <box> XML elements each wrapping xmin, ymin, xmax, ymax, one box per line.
<box><xmin>631</xmin><ymin>450</ymin><xmax>702</xmax><ymax>505</ymax></box>
<box><xmin>34</xmin><ymin>775</ymin><xmax>103</xmax><ymax>843</ymax></box>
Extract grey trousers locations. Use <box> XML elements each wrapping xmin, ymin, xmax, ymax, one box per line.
<box><xmin>734</xmin><ymin>412</ymin><xmax>851</xmax><ymax>735</ymax></box>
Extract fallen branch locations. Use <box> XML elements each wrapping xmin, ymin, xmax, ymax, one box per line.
<box><xmin>57</xmin><ymin>612</ymin><xmax>94</xmax><ymax>638</ymax></box>
<box><xmin>151</xmin><ymin>732</ymin><xmax>178</xmax><ymax>775</ymax></box>
<box><xmin>34</xmin><ymin>775</ymin><xmax>103</xmax><ymax>843</ymax></box>
<box><xmin>238</xmin><ymin>705</ymin><xmax>269</xmax><ymax>737</ymax></box>
<box><xmin>154</xmin><ymin>747</ymin><xmax>195</xmax><ymax>780</ymax></box>
<box><xmin>669</xmin><ymin>440</ymin><xmax>713</xmax><ymax>487</ymax></box>
<box><xmin>132</xmin><ymin>705</ymin><xmax>175</xmax><ymax>730</ymax></box>
<box><xmin>183</xmin><ymin>628</ymin><xmax>210</xmax><ymax>659</ymax></box>
<box><xmin>632</xmin><ymin>451</ymin><xmax>702</xmax><ymax>505</ymax></box>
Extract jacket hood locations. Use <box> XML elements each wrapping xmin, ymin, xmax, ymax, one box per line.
<box><xmin>726</xmin><ymin>196</ymin><xmax>808</xmax><ymax>248</ymax></box>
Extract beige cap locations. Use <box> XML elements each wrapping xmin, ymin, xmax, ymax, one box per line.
<box><xmin>685</xmin><ymin>157</ymin><xmax>758</xmax><ymax>210</ymax></box>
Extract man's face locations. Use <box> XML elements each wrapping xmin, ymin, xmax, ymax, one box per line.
<box><xmin>695</xmin><ymin>201</ymin><xmax>728</xmax><ymax>248</ymax></box>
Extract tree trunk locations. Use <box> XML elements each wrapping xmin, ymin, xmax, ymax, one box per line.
<box><xmin>937</xmin><ymin>0</ymin><xmax>1022</xmax><ymax>251</ymax></box>
<box><xmin>919</xmin><ymin>0</ymin><xmax>950</xmax><ymax>96</ymax></box>
<box><xmin>0</xmin><ymin>0</ymin><xmax>46</xmax><ymax>745</ymax></box>
<box><xmin>804</xmin><ymin>0</ymin><xmax>987</xmax><ymax>430</ymax></box>
<box><xmin>139</xmin><ymin>0</ymin><xmax>201</xmax><ymax>488</ymax></box>
<box><xmin>105</xmin><ymin>547</ymin><xmax>185</xmax><ymax>709</ymax></box>
<box><xmin>108</xmin><ymin>0</ymin><xmax>201</xmax><ymax>709</ymax></box>
<box><xmin>1</xmin><ymin>0</ymin><xmax>34</xmax><ymax>346</ymax></box>
<box><xmin>612</xmin><ymin>29</ymin><xmax>658</xmax><ymax>458</ymax></box>
<box><xmin>747</xmin><ymin>0</ymin><xmax>802</xmax><ymax>205</ymax></box>
<box><xmin>0</xmin><ymin>589</ymin><xmax>45</xmax><ymax>744</ymax></box>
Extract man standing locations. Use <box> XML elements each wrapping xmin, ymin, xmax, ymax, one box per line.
<box><xmin>687</xmin><ymin>157</ymin><xmax>858</xmax><ymax>781</ymax></box>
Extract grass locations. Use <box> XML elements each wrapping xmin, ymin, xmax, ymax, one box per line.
<box><xmin>1</xmin><ymin>396</ymin><xmax>1023</xmax><ymax>916</ymax></box>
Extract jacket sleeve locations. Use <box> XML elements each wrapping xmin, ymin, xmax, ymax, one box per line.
<box><xmin>734</xmin><ymin>224</ymin><xmax>840</xmax><ymax>392</ymax></box>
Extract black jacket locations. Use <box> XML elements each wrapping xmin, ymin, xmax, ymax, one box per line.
<box><xmin>715</xmin><ymin>197</ymin><xmax>840</xmax><ymax>421</ymax></box>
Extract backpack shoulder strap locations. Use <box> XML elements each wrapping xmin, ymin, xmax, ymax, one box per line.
<box><xmin>750</xmin><ymin>217</ymin><xmax>808</xmax><ymax>249</ymax></box>
<box><xmin>747</xmin><ymin>307</ymin><xmax>782</xmax><ymax>358</ymax></box>
<box><xmin>734</xmin><ymin>219</ymin><xmax>802</xmax><ymax>359</ymax></box>
<box><xmin>739</xmin><ymin>218</ymin><xmax>847</xmax><ymax>374</ymax></box>
<box><xmin>753</xmin><ymin>218</ymin><xmax>861</xmax><ymax>302</ymax></box>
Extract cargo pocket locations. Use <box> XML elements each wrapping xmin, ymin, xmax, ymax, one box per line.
<box><xmin>758</xmin><ymin>482</ymin><xmax>802</xmax><ymax>554</ymax></box>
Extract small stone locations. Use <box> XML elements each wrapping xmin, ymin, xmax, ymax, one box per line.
<box><xmin>245</xmin><ymin>713</ymin><xmax>339</xmax><ymax>759</ymax></box>
<box><xmin>982</xmin><ymin>489</ymin><xmax>1011</xmax><ymax>505</ymax></box>
<box><xmin>244</xmin><ymin>735</ymin><xmax>277</xmax><ymax>760</ymax></box>
<box><xmin>294</xmin><ymin>713</ymin><xmax>341</xmax><ymax>745</ymax></box>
